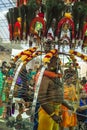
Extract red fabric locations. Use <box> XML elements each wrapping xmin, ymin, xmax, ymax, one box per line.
<box><xmin>14</xmin><ymin>21</ymin><xmax>21</xmax><ymax>38</ymax></box>
<box><xmin>14</xmin><ymin>22</ymin><xmax>21</xmax><ymax>29</ymax></box>
<box><xmin>14</xmin><ymin>21</ymin><xmax>21</xmax><ymax>32</ymax></box>
<box><xmin>38</xmin><ymin>13</ymin><xmax>44</xmax><ymax>18</ymax></box>
<box><xmin>83</xmin><ymin>83</ymin><xmax>87</xmax><ymax>93</ymax></box>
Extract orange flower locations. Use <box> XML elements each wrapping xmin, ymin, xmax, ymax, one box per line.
<box><xmin>43</xmin><ymin>49</ymin><xmax>58</xmax><ymax>63</ymax></box>
<box><xmin>69</xmin><ymin>50</ymin><xmax>74</xmax><ymax>54</ymax></box>
<box><xmin>13</xmin><ymin>47</ymin><xmax>37</xmax><ymax>62</ymax></box>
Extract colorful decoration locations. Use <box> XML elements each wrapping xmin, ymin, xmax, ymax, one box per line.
<box><xmin>69</xmin><ymin>50</ymin><xmax>87</xmax><ymax>62</ymax></box>
<box><xmin>66</xmin><ymin>55</ymin><xmax>80</xmax><ymax>68</ymax></box>
<box><xmin>43</xmin><ymin>49</ymin><xmax>58</xmax><ymax>63</ymax></box>
<box><xmin>13</xmin><ymin>17</ymin><xmax>22</xmax><ymax>40</ymax></box>
<box><xmin>82</xmin><ymin>22</ymin><xmax>87</xmax><ymax>49</ymax></box>
<box><xmin>57</xmin><ymin>12</ymin><xmax>75</xmax><ymax>46</ymax></box>
<box><xmin>29</xmin><ymin>17</ymin><xmax>46</xmax><ymax>36</ymax></box>
<box><xmin>23</xmin><ymin>51</ymin><xmax>42</xmax><ymax>64</ymax></box>
<box><xmin>13</xmin><ymin>47</ymin><xmax>38</xmax><ymax>62</ymax></box>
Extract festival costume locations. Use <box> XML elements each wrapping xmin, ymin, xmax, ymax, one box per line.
<box><xmin>38</xmin><ymin>105</ymin><xmax>61</xmax><ymax>130</ymax></box>
<box><xmin>61</xmin><ymin>84</ymin><xmax>77</xmax><ymax>127</ymax></box>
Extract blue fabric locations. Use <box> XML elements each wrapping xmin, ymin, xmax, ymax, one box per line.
<box><xmin>79</xmin><ymin>99</ymin><xmax>87</xmax><ymax>116</ymax></box>
<box><xmin>77</xmin><ymin>98</ymin><xmax>87</xmax><ymax>122</ymax></box>
<box><xmin>16</xmin><ymin>76</ymin><xmax>22</xmax><ymax>85</ymax></box>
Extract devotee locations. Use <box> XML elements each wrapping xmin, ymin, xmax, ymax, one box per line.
<box><xmin>60</xmin><ymin>68</ymin><xmax>78</xmax><ymax>130</ymax></box>
<box><xmin>37</xmin><ymin>56</ymin><xmax>74</xmax><ymax>130</ymax></box>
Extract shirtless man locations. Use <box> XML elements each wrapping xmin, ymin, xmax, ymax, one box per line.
<box><xmin>37</xmin><ymin>56</ymin><xmax>74</xmax><ymax>130</ymax></box>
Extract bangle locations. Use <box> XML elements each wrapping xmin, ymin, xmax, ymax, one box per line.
<box><xmin>50</xmin><ymin>112</ymin><xmax>55</xmax><ymax>117</ymax></box>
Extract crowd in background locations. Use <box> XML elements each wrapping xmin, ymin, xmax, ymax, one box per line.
<box><xmin>0</xmin><ymin>59</ymin><xmax>87</xmax><ymax>130</ymax></box>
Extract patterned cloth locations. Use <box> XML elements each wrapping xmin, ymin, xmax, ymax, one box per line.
<box><xmin>60</xmin><ymin>84</ymin><xmax>77</xmax><ymax>127</ymax></box>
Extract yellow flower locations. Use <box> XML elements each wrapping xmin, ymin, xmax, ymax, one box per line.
<box><xmin>83</xmin><ymin>56</ymin><xmax>87</xmax><ymax>61</ymax></box>
<box><xmin>64</xmin><ymin>12</ymin><xmax>72</xmax><ymax>19</ymax></box>
<box><xmin>24</xmin><ymin>51</ymin><xmax>31</xmax><ymax>55</ymax></box>
<box><xmin>21</xmin><ymin>55</ymin><xmax>27</xmax><ymax>61</ymax></box>
<box><xmin>77</xmin><ymin>52</ymin><xmax>82</xmax><ymax>57</ymax></box>
<box><xmin>50</xmin><ymin>49</ymin><xmax>57</xmax><ymax>55</ymax></box>
<box><xmin>47</xmin><ymin>53</ymin><xmax>53</xmax><ymax>57</ymax></box>
<box><xmin>69</xmin><ymin>50</ymin><xmax>74</xmax><ymax>54</ymax></box>
<box><xmin>43</xmin><ymin>58</ymin><xmax>50</xmax><ymax>63</ymax></box>
<box><xmin>17</xmin><ymin>17</ymin><xmax>22</xmax><ymax>22</ymax></box>
<box><xmin>43</xmin><ymin>49</ymin><xmax>58</xmax><ymax>64</ymax></box>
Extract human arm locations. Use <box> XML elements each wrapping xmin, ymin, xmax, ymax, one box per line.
<box><xmin>77</xmin><ymin>105</ymin><xmax>87</xmax><ymax>111</ymax></box>
<box><xmin>62</xmin><ymin>100</ymin><xmax>74</xmax><ymax>110</ymax></box>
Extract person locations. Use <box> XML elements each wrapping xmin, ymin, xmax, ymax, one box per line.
<box><xmin>76</xmin><ymin>89</ymin><xmax>87</xmax><ymax>123</ymax></box>
<box><xmin>60</xmin><ymin>68</ymin><xmax>78</xmax><ymax>130</ymax></box>
<box><xmin>81</xmin><ymin>77</ymin><xmax>87</xmax><ymax>93</ymax></box>
<box><xmin>47</xmin><ymin>18</ymin><xmax>56</xmax><ymax>41</ymax></box>
<box><xmin>37</xmin><ymin>55</ymin><xmax>74</xmax><ymax>130</ymax></box>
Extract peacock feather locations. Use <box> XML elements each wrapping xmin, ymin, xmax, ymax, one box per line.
<box><xmin>46</xmin><ymin>0</ymin><xmax>65</xmax><ymax>31</ymax></box>
<box><xmin>72</xmin><ymin>1</ymin><xmax>87</xmax><ymax>31</ymax></box>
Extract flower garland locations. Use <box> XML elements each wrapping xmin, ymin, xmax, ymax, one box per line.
<box><xmin>23</xmin><ymin>51</ymin><xmax>42</xmax><ymax>64</ymax></box>
<box><xmin>69</xmin><ymin>55</ymin><xmax>80</xmax><ymax>68</ymax></box>
<box><xmin>42</xmin><ymin>49</ymin><xmax>58</xmax><ymax>63</ymax></box>
<box><xmin>13</xmin><ymin>47</ymin><xmax>38</xmax><ymax>62</ymax></box>
<box><xmin>69</xmin><ymin>50</ymin><xmax>87</xmax><ymax>62</ymax></box>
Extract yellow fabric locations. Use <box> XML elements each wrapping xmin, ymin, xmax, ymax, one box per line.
<box><xmin>61</xmin><ymin>84</ymin><xmax>77</xmax><ymax>127</ymax></box>
<box><xmin>38</xmin><ymin>105</ymin><xmax>60</xmax><ymax>130</ymax></box>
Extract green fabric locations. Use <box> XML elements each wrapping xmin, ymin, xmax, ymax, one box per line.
<box><xmin>0</xmin><ymin>71</ymin><xmax>4</xmax><ymax>95</ymax></box>
<box><xmin>0</xmin><ymin>107</ymin><xmax>4</xmax><ymax>116</ymax></box>
<box><xmin>27</xmin><ymin>71</ymin><xmax>36</xmax><ymax>81</ymax></box>
<box><xmin>2</xmin><ymin>93</ymin><xmax>6</xmax><ymax>101</ymax></box>
<box><xmin>8</xmin><ymin>68</ymin><xmax>14</xmax><ymax>76</ymax></box>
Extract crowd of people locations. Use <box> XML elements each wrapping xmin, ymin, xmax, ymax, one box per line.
<box><xmin>0</xmin><ymin>57</ymin><xmax>87</xmax><ymax>130</ymax></box>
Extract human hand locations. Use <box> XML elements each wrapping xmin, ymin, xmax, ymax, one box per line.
<box><xmin>51</xmin><ymin>114</ymin><xmax>62</xmax><ymax>123</ymax></box>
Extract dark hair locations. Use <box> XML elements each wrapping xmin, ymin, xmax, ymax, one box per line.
<box><xmin>64</xmin><ymin>68</ymin><xmax>76</xmax><ymax>81</ymax></box>
<box><xmin>2</xmin><ymin>61</ymin><xmax>7</xmax><ymax>66</ymax></box>
<box><xmin>81</xmin><ymin>77</ymin><xmax>87</xmax><ymax>85</ymax></box>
